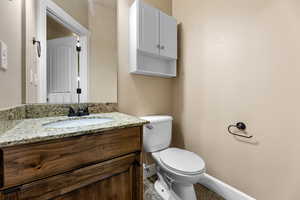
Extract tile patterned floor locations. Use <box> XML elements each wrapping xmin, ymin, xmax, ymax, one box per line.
<box><xmin>194</xmin><ymin>184</ymin><xmax>225</xmax><ymax>200</ymax></box>
<box><xmin>144</xmin><ymin>175</ymin><xmax>225</xmax><ymax>200</ymax></box>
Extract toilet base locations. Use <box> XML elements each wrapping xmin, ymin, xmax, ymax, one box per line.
<box><xmin>172</xmin><ymin>182</ymin><xmax>197</xmax><ymax>200</ymax></box>
<box><xmin>154</xmin><ymin>178</ymin><xmax>197</xmax><ymax>200</ymax></box>
<box><xmin>154</xmin><ymin>179</ymin><xmax>181</xmax><ymax>200</ymax></box>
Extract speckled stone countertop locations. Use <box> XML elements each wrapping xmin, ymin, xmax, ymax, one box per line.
<box><xmin>0</xmin><ymin>103</ymin><xmax>119</xmax><ymax>134</ymax></box>
<box><xmin>0</xmin><ymin>112</ymin><xmax>148</xmax><ymax>148</ymax></box>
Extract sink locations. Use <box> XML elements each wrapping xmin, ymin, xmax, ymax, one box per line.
<box><xmin>43</xmin><ymin>118</ymin><xmax>114</xmax><ymax>128</ymax></box>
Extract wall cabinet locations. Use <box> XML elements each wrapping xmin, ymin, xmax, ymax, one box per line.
<box><xmin>0</xmin><ymin>127</ymin><xmax>143</xmax><ymax>200</ymax></box>
<box><xmin>130</xmin><ymin>0</ymin><xmax>177</xmax><ymax>78</ymax></box>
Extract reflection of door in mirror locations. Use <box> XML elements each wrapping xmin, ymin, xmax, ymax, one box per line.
<box><xmin>24</xmin><ymin>0</ymin><xmax>117</xmax><ymax>104</ymax></box>
<box><xmin>34</xmin><ymin>3</ymin><xmax>90</xmax><ymax>104</ymax></box>
<box><xmin>47</xmin><ymin>36</ymin><xmax>77</xmax><ymax>103</ymax></box>
<box><xmin>46</xmin><ymin>15</ymin><xmax>78</xmax><ymax>104</ymax></box>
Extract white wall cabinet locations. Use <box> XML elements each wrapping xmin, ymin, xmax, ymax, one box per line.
<box><xmin>130</xmin><ymin>0</ymin><xmax>177</xmax><ymax>78</ymax></box>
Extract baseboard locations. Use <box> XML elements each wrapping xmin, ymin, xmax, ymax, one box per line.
<box><xmin>198</xmin><ymin>173</ymin><xmax>256</xmax><ymax>200</ymax></box>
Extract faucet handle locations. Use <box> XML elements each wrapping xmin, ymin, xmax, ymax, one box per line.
<box><xmin>83</xmin><ymin>106</ymin><xmax>89</xmax><ymax>115</ymax></box>
<box><xmin>77</xmin><ymin>106</ymin><xmax>89</xmax><ymax>116</ymax></box>
<box><xmin>68</xmin><ymin>107</ymin><xmax>76</xmax><ymax>117</ymax></box>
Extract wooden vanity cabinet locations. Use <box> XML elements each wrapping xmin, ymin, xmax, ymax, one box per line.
<box><xmin>0</xmin><ymin>127</ymin><xmax>143</xmax><ymax>200</ymax></box>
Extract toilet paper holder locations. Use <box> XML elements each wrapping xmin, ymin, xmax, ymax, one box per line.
<box><xmin>227</xmin><ymin>122</ymin><xmax>253</xmax><ymax>138</ymax></box>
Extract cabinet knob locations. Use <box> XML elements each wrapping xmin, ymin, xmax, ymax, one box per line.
<box><xmin>160</xmin><ymin>45</ymin><xmax>165</xmax><ymax>50</ymax></box>
<box><xmin>156</xmin><ymin>44</ymin><xmax>161</xmax><ymax>49</ymax></box>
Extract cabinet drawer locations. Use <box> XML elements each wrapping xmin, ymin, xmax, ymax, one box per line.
<box><xmin>1</xmin><ymin>154</ymin><xmax>138</xmax><ymax>200</ymax></box>
<box><xmin>0</xmin><ymin>127</ymin><xmax>141</xmax><ymax>189</ymax></box>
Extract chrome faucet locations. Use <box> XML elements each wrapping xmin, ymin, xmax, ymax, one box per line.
<box><xmin>68</xmin><ymin>106</ymin><xmax>89</xmax><ymax>117</ymax></box>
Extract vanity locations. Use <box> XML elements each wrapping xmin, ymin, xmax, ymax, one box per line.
<box><xmin>0</xmin><ymin>104</ymin><xmax>148</xmax><ymax>200</ymax></box>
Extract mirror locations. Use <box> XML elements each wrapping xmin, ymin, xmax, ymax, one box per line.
<box><xmin>27</xmin><ymin>0</ymin><xmax>117</xmax><ymax>104</ymax></box>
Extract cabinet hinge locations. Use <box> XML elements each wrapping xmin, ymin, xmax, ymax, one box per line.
<box><xmin>134</xmin><ymin>160</ymin><xmax>142</xmax><ymax>167</ymax></box>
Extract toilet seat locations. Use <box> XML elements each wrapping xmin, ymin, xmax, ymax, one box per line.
<box><xmin>159</xmin><ymin>148</ymin><xmax>205</xmax><ymax>175</ymax></box>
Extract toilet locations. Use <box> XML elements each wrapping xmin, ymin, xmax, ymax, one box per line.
<box><xmin>141</xmin><ymin>115</ymin><xmax>206</xmax><ymax>200</ymax></box>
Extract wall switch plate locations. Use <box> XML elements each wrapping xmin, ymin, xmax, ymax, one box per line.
<box><xmin>0</xmin><ymin>41</ymin><xmax>8</xmax><ymax>71</ymax></box>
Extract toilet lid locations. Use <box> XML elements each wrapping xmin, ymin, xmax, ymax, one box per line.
<box><xmin>159</xmin><ymin>148</ymin><xmax>205</xmax><ymax>175</ymax></box>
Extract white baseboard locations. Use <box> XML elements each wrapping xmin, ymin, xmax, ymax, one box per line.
<box><xmin>198</xmin><ymin>173</ymin><xmax>256</xmax><ymax>200</ymax></box>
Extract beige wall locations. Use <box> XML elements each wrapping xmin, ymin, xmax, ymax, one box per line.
<box><xmin>0</xmin><ymin>0</ymin><xmax>22</xmax><ymax>109</ymax></box>
<box><xmin>52</xmin><ymin>0</ymin><xmax>89</xmax><ymax>28</ymax></box>
<box><xmin>89</xmin><ymin>2</ymin><xmax>118</xmax><ymax>103</ymax></box>
<box><xmin>117</xmin><ymin>0</ymin><xmax>173</xmax><ymax>116</ymax></box>
<box><xmin>172</xmin><ymin>0</ymin><xmax>300</xmax><ymax>199</ymax></box>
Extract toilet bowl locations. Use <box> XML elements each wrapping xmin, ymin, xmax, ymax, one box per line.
<box><xmin>152</xmin><ymin>148</ymin><xmax>205</xmax><ymax>199</ymax></box>
<box><xmin>141</xmin><ymin>116</ymin><xmax>206</xmax><ymax>200</ymax></box>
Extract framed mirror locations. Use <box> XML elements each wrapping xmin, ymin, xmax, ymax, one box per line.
<box><xmin>26</xmin><ymin>0</ymin><xmax>118</xmax><ymax>104</ymax></box>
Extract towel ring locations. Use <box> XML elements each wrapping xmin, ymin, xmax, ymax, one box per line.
<box><xmin>228</xmin><ymin>122</ymin><xmax>253</xmax><ymax>138</ymax></box>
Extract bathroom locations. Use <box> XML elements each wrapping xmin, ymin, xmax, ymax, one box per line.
<box><xmin>0</xmin><ymin>0</ymin><xmax>299</xmax><ymax>199</ymax></box>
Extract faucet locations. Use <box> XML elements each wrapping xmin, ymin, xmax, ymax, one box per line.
<box><xmin>68</xmin><ymin>106</ymin><xmax>89</xmax><ymax>117</ymax></box>
<box><xmin>67</xmin><ymin>39</ymin><xmax>90</xmax><ymax>117</ymax></box>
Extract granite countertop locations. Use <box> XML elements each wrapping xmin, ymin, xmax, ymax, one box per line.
<box><xmin>0</xmin><ymin>112</ymin><xmax>148</xmax><ymax>148</ymax></box>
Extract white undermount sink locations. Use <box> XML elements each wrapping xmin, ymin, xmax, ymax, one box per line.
<box><xmin>43</xmin><ymin>118</ymin><xmax>114</xmax><ymax>128</ymax></box>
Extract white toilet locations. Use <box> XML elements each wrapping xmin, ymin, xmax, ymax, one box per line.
<box><xmin>141</xmin><ymin>115</ymin><xmax>206</xmax><ymax>200</ymax></box>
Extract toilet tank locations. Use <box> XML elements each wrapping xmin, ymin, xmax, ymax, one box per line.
<box><xmin>140</xmin><ymin>115</ymin><xmax>173</xmax><ymax>152</ymax></box>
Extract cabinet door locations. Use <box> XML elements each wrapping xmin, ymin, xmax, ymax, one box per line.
<box><xmin>53</xmin><ymin>170</ymin><xmax>132</xmax><ymax>200</ymax></box>
<box><xmin>0</xmin><ymin>191</ymin><xmax>20</xmax><ymax>200</ymax></box>
<box><xmin>139</xmin><ymin>2</ymin><xmax>160</xmax><ymax>55</ymax></box>
<box><xmin>159</xmin><ymin>12</ymin><xmax>177</xmax><ymax>59</ymax></box>
<box><xmin>0</xmin><ymin>154</ymin><xmax>142</xmax><ymax>200</ymax></box>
